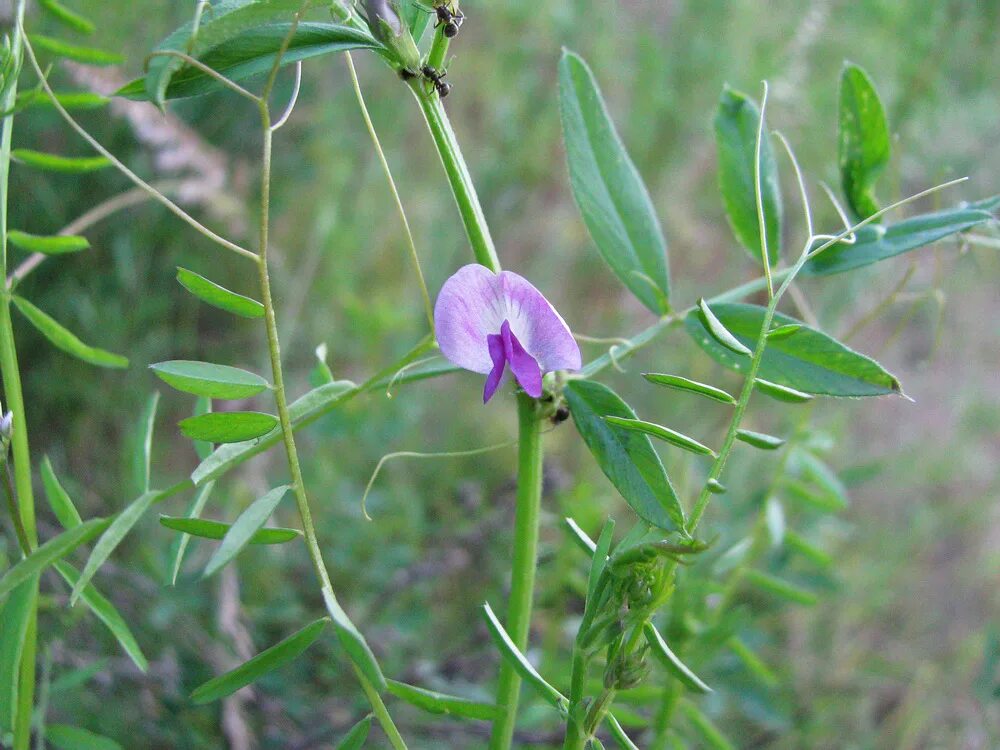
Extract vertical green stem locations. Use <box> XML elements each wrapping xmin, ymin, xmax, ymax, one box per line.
<box><xmin>256</xmin><ymin>107</ymin><xmax>407</xmax><ymax>750</ymax></box>
<box><xmin>488</xmin><ymin>393</ymin><xmax>543</xmax><ymax>750</ymax></box>
<box><xmin>1</xmin><ymin>5</ymin><xmax>39</xmax><ymax>748</ymax></box>
<box><xmin>410</xmin><ymin>85</ymin><xmax>500</xmax><ymax>272</ymax></box>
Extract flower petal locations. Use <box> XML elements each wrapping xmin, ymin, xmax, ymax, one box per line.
<box><xmin>434</xmin><ymin>264</ymin><xmax>507</xmax><ymax>374</ymax></box>
<box><xmin>501</xmin><ymin>320</ymin><xmax>543</xmax><ymax>398</ymax></box>
<box><xmin>498</xmin><ymin>270</ymin><xmax>581</xmax><ymax>373</ymax></box>
<box><xmin>483</xmin><ymin>331</ymin><xmax>507</xmax><ymax>403</ymax></box>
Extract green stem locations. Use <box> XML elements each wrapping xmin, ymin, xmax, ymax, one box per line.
<box><xmin>1</xmin><ymin>5</ymin><xmax>38</xmax><ymax>748</ymax></box>
<box><xmin>488</xmin><ymin>393</ymin><xmax>544</xmax><ymax>750</ymax></box>
<box><xmin>256</xmin><ymin>106</ymin><xmax>407</xmax><ymax>750</ymax></box>
<box><xmin>562</xmin><ymin>648</ymin><xmax>588</xmax><ymax>749</ymax></box>
<box><xmin>410</xmin><ymin>84</ymin><xmax>500</xmax><ymax>272</ymax></box>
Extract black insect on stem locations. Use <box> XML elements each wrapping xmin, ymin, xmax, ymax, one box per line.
<box><xmin>421</xmin><ymin>64</ymin><xmax>451</xmax><ymax>98</ymax></box>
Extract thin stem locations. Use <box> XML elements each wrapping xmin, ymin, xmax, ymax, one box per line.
<box><xmin>753</xmin><ymin>81</ymin><xmax>773</xmax><ymax>298</ymax></box>
<box><xmin>488</xmin><ymin>393</ymin><xmax>544</xmax><ymax>750</ymax></box>
<box><xmin>19</xmin><ymin>27</ymin><xmax>258</xmax><ymax>262</ymax></box>
<box><xmin>255</xmin><ymin>103</ymin><xmax>406</xmax><ymax>749</ymax></box>
<box><xmin>345</xmin><ymin>52</ymin><xmax>434</xmax><ymax>330</ymax></box>
<box><xmin>2</xmin><ymin>458</ymin><xmax>30</xmax><ymax>555</ymax></box>
<box><xmin>410</xmin><ymin>82</ymin><xmax>500</xmax><ymax>272</ymax></box>
<box><xmin>270</xmin><ymin>61</ymin><xmax>303</xmax><ymax>132</ymax></box>
<box><xmin>425</xmin><ymin>8</ymin><xmax>452</xmax><ymax>72</ymax></box>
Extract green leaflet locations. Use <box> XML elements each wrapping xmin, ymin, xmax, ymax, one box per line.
<box><xmin>176</xmin><ymin>267</ymin><xmax>264</xmax><ymax>318</ymax></box>
<box><xmin>714</xmin><ymin>87</ymin><xmax>782</xmax><ymax>266</ymax></box>
<box><xmin>151</xmin><ymin>360</ymin><xmax>269</xmax><ymax>400</ymax></box>
<box><xmin>685</xmin><ymin>303</ymin><xmax>902</xmax><ymax>397</ymax></box>
<box><xmin>481</xmin><ymin>603</ymin><xmax>567</xmax><ymax>712</ymax></box>
<box><xmin>0</xmin><ymin>577</ymin><xmax>36</xmax><ymax>734</ymax></box>
<box><xmin>643</xmin><ymin>621</ymin><xmax>712</xmax><ymax>694</ymax></box>
<box><xmin>386</xmin><ymin>679</ymin><xmax>499</xmax><ymax>720</ymax></box>
<box><xmin>46</xmin><ymin>726</ymin><xmax>123</xmax><ymax>750</ymax></box>
<box><xmin>735</xmin><ymin>429</ymin><xmax>786</xmax><ymax>450</ymax></box>
<box><xmin>642</xmin><ymin>372</ymin><xmax>736</xmax><ymax>405</ymax></box>
<box><xmin>40</xmin><ymin>456</ymin><xmax>83</xmax><ymax>529</ymax></box>
<box><xmin>160</xmin><ymin>515</ymin><xmax>300</xmax><ymax>545</ymax></box>
<box><xmin>166</xmin><ymin>481</ymin><xmax>216</xmax><ymax>586</ymax></box>
<box><xmin>202</xmin><ymin>485</ymin><xmax>292</xmax><ymax>577</ymax></box>
<box><xmin>565</xmin><ymin>380</ymin><xmax>684</xmax><ymax>532</ymax></box>
<box><xmin>191</xmin><ymin>617</ymin><xmax>329</xmax><ymax>703</ymax></box>
<box><xmin>558</xmin><ymin>50</ymin><xmax>670</xmax><ymax>313</ymax></box>
<box><xmin>28</xmin><ymin>34</ymin><xmax>123</xmax><ymax>65</ymax></box>
<box><xmin>11</xmin><ymin>148</ymin><xmax>110</xmax><ymax>173</ymax></box>
<box><xmin>804</xmin><ymin>205</ymin><xmax>994</xmax><ymax>275</ymax></box>
<box><xmin>7</xmin><ymin>230</ymin><xmax>89</xmax><ymax>254</ymax></box>
<box><xmin>12</xmin><ymin>295</ymin><xmax>129</xmax><ymax>369</ymax></box>
<box><xmin>38</xmin><ymin>0</ymin><xmax>96</xmax><ymax>34</ymax></box>
<box><xmin>839</xmin><ymin>62</ymin><xmax>890</xmax><ymax>221</ymax></box>
<box><xmin>605</xmin><ymin>416</ymin><xmax>716</xmax><ymax>457</ymax></box>
<box><xmin>53</xmin><ymin>562</ymin><xmax>148</xmax><ymax>673</ymax></box>
<box><xmin>178</xmin><ymin>412</ymin><xmax>278</xmax><ymax>443</ymax></box>
<box><xmin>119</xmin><ymin>22</ymin><xmax>381</xmax><ymax>102</ymax></box>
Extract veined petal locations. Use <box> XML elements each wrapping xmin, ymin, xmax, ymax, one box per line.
<box><xmin>498</xmin><ymin>270</ymin><xmax>581</xmax><ymax>373</ymax></box>
<box><xmin>434</xmin><ymin>264</ymin><xmax>507</xmax><ymax>374</ymax></box>
<box><xmin>501</xmin><ymin>320</ymin><xmax>543</xmax><ymax>398</ymax></box>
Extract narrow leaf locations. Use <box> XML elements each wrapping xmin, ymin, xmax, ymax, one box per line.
<box><xmin>642</xmin><ymin>372</ymin><xmax>736</xmax><ymax>405</ymax></box>
<box><xmin>16</xmin><ymin>90</ymin><xmax>108</xmax><ymax>110</ymax></box>
<box><xmin>735</xmin><ymin>429</ymin><xmax>785</xmax><ymax>451</ymax></box>
<box><xmin>28</xmin><ymin>34</ymin><xmax>123</xmax><ymax>65</ymax></box>
<box><xmin>71</xmin><ymin>492</ymin><xmax>161</xmax><ymax>605</ymax></box>
<box><xmin>334</xmin><ymin>716</ymin><xmax>372</xmax><ymax>750</ymax></box>
<box><xmin>139</xmin><ymin>392</ymin><xmax>159</xmax><ymax>492</ymax></box>
<box><xmin>744</xmin><ymin>569</ymin><xmax>819</xmax><ymax>605</ymax></box>
<box><xmin>151</xmin><ymin>360</ymin><xmax>269</xmax><ymax>400</ymax></box>
<box><xmin>606</xmin><ymin>416</ymin><xmax>716</xmax><ymax>457</ymax></box>
<box><xmin>767</xmin><ymin>323</ymin><xmax>801</xmax><ymax>340</ymax></box>
<box><xmin>53</xmin><ymin>562</ymin><xmax>148</xmax><ymax>673</ymax></box>
<box><xmin>7</xmin><ymin>230</ymin><xmax>89</xmax><ymax>255</ymax></box>
<box><xmin>46</xmin><ymin>725</ymin><xmax>124</xmax><ymax>750</ymax></box>
<box><xmin>563</xmin><ymin>517</ymin><xmax>597</xmax><ymax>555</ymax></box>
<box><xmin>12</xmin><ymin>295</ymin><xmax>128</xmax><ymax>369</ymax></box>
<box><xmin>38</xmin><ymin>0</ymin><xmax>96</xmax><ymax>34</ymax></box>
<box><xmin>685</xmin><ymin>303</ymin><xmax>902</xmax><ymax>397</ymax></box>
<box><xmin>203</xmin><ymin>485</ymin><xmax>291</xmax><ymax>577</ymax></box>
<box><xmin>755</xmin><ymin>378</ymin><xmax>813</xmax><ymax>403</ymax></box>
<box><xmin>0</xmin><ymin>578</ymin><xmax>35</xmax><ymax>734</ymax></box>
<box><xmin>727</xmin><ymin>636</ymin><xmax>778</xmax><ymax>687</ymax></box>
<box><xmin>176</xmin><ymin>267</ymin><xmax>264</xmax><ymax>319</ymax></box>
<box><xmin>166</xmin><ymin>481</ymin><xmax>215</xmax><ymax>585</ymax></box>
<box><xmin>790</xmin><ymin>449</ymin><xmax>849</xmax><ymax>509</ymax></box>
<box><xmin>714</xmin><ymin>87</ymin><xmax>782</xmax><ymax>266</ymax></box>
<box><xmin>643</xmin><ymin>622</ymin><xmax>712</xmax><ymax>694</ymax></box>
<box><xmin>706</xmin><ymin>479</ymin><xmax>727</xmax><ymax>494</ymax></box>
<box><xmin>804</xmin><ymin>206</ymin><xmax>993</xmax><ymax>276</ymax></box>
<box><xmin>558</xmin><ymin>49</ymin><xmax>670</xmax><ymax>313</ymax></box>
<box><xmin>41</xmin><ymin>456</ymin><xmax>83</xmax><ymax>529</ymax></box>
<box><xmin>0</xmin><ymin>519</ymin><xmax>110</xmax><ymax>600</ymax></box>
<box><xmin>191</xmin><ymin>618</ymin><xmax>329</xmax><ymax>704</ymax></box>
<box><xmin>565</xmin><ymin>380</ymin><xmax>684</xmax><ymax>532</ymax></box>
<box><xmin>605</xmin><ymin>713</ymin><xmax>640</xmax><ymax>750</ymax></box>
<box><xmin>179</xmin><ymin>412</ymin><xmax>278</xmax><ymax>444</ymax></box>
<box><xmin>386</xmin><ymin>679</ymin><xmax>499</xmax><ymax>721</ymax></box>
<box><xmin>192</xmin><ymin>397</ymin><xmax>214</xmax><ymax>461</ymax></box>
<box><xmin>481</xmin><ymin>603</ymin><xmax>567</xmax><ymax>712</ymax></box>
<box><xmin>11</xmin><ymin>148</ymin><xmax>110</xmax><ymax>173</ymax></box>
<box><xmin>119</xmin><ymin>22</ymin><xmax>380</xmax><ymax>102</ymax></box>
<box><xmin>765</xmin><ymin>497</ymin><xmax>785</xmax><ymax>546</ymax></box>
<box><xmin>192</xmin><ymin>381</ymin><xmax>357</xmax><ymax>485</ymax></box>
<box><xmin>322</xmin><ymin>589</ymin><xmax>386</xmax><ymax>693</ymax></box>
<box><xmin>587</xmin><ymin>519</ymin><xmax>615</xmax><ymax>603</ymax></box>
<box><xmin>784</xmin><ymin>530</ymin><xmax>833</xmax><ymax>567</ymax></box>
<box><xmin>839</xmin><ymin>62</ymin><xmax>890</xmax><ymax>221</ymax></box>
<box><xmin>160</xmin><ymin>515</ymin><xmax>300</xmax><ymax>545</ymax></box>
<box><xmin>698</xmin><ymin>299</ymin><xmax>752</xmax><ymax>356</ymax></box>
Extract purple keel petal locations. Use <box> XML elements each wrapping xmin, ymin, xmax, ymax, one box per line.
<box><xmin>483</xmin><ymin>331</ymin><xmax>507</xmax><ymax>403</ymax></box>
<box><xmin>501</xmin><ymin>320</ymin><xmax>542</xmax><ymax>398</ymax></box>
<box><xmin>498</xmin><ymin>271</ymin><xmax>581</xmax><ymax>373</ymax></box>
<box><xmin>434</xmin><ymin>264</ymin><xmax>507</xmax><ymax>374</ymax></box>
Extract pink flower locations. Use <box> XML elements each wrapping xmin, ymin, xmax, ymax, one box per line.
<box><xmin>434</xmin><ymin>265</ymin><xmax>582</xmax><ymax>403</ymax></box>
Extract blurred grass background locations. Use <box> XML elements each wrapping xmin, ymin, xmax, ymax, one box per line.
<box><xmin>3</xmin><ymin>0</ymin><xmax>999</xmax><ymax>747</ymax></box>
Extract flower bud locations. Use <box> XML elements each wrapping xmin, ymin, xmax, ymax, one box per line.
<box><xmin>363</xmin><ymin>0</ymin><xmax>421</xmax><ymax>73</ymax></box>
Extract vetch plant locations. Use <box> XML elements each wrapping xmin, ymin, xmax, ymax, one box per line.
<box><xmin>0</xmin><ymin>1</ymin><xmax>996</xmax><ymax>749</ymax></box>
